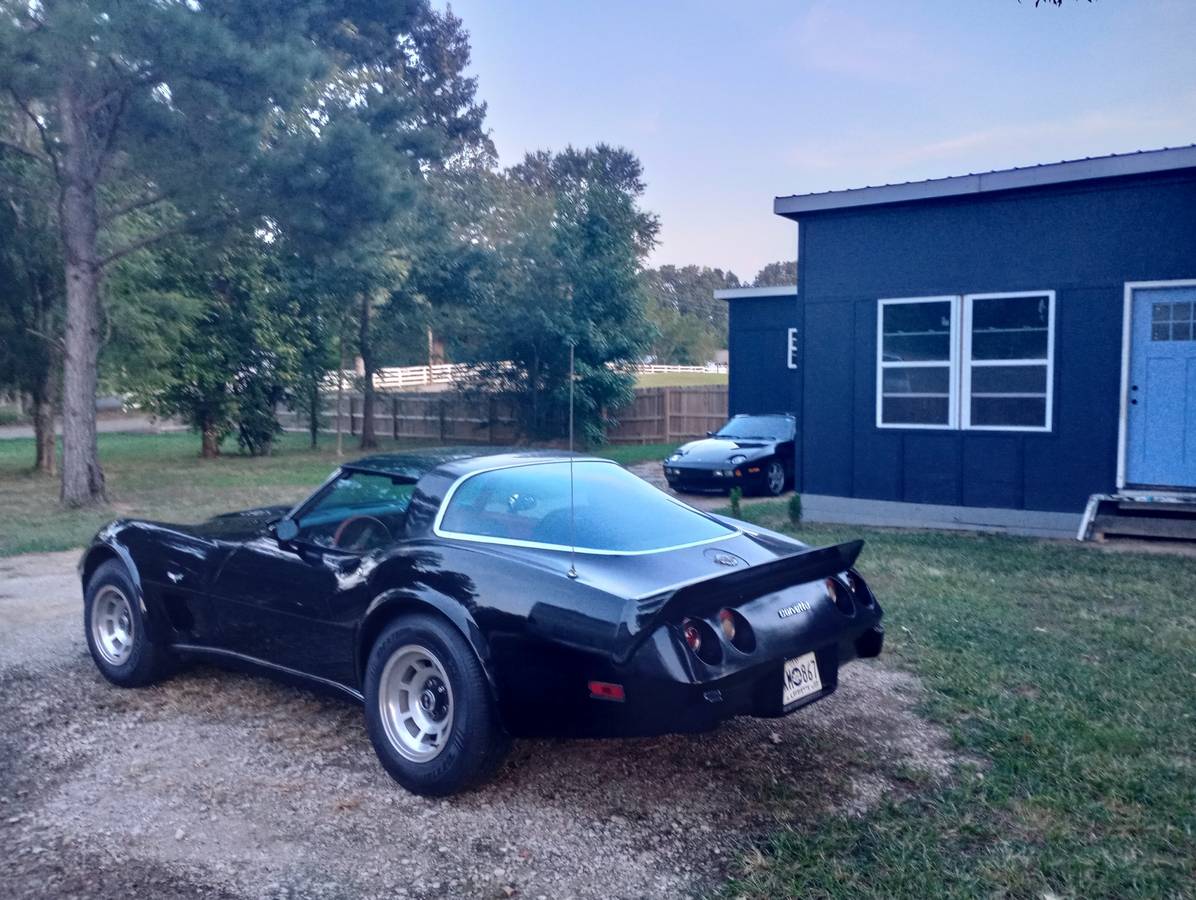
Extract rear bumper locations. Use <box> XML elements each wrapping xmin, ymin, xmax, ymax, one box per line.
<box><xmin>503</xmin><ymin>617</ymin><xmax>885</xmax><ymax>739</ymax></box>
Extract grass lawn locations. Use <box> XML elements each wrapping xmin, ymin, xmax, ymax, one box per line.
<box><xmin>635</xmin><ymin>371</ymin><xmax>727</xmax><ymax>388</ymax></box>
<box><xmin>725</xmin><ymin>503</ymin><xmax>1196</xmax><ymax>899</ymax></box>
<box><xmin>0</xmin><ymin>431</ymin><xmax>674</xmax><ymax>557</ymax></box>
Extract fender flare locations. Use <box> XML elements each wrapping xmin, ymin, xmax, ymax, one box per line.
<box><xmin>355</xmin><ymin>589</ymin><xmax>499</xmax><ymax>701</ymax></box>
<box><xmin>79</xmin><ymin>536</ymin><xmax>171</xmax><ymax>644</ymax></box>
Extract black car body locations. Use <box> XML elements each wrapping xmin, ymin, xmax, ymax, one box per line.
<box><xmin>663</xmin><ymin>413</ymin><xmax>796</xmax><ymax>495</ymax></box>
<box><xmin>80</xmin><ymin>449</ymin><xmax>883</xmax><ymax>795</ymax></box>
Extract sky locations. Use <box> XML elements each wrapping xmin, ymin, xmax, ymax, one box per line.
<box><xmin>442</xmin><ymin>0</ymin><xmax>1196</xmax><ymax>280</ymax></box>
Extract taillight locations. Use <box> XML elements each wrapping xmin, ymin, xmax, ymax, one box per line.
<box><xmin>718</xmin><ymin>608</ymin><xmax>756</xmax><ymax>653</ymax></box>
<box><xmin>681</xmin><ymin>618</ymin><xmax>722</xmax><ymax>664</ymax></box>
<box><xmin>717</xmin><ymin>608</ymin><xmax>736</xmax><ymax>641</ymax></box>
<box><xmin>826</xmin><ymin>577</ymin><xmax>855</xmax><ymax>616</ymax></box>
<box><xmin>848</xmin><ymin>570</ymin><xmax>873</xmax><ymax>607</ymax></box>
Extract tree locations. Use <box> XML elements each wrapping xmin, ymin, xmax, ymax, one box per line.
<box><xmin>752</xmin><ymin>260</ymin><xmax>797</xmax><ymax>288</ymax></box>
<box><xmin>0</xmin><ymin>0</ymin><xmax>428</xmax><ymax>505</ymax></box>
<box><xmin>640</xmin><ymin>264</ymin><xmax>740</xmax><ymax>363</ymax></box>
<box><xmin>462</xmin><ymin>146</ymin><xmax>659</xmax><ymax>444</ymax></box>
<box><xmin>0</xmin><ymin>125</ymin><xmax>62</xmax><ymax>473</ymax></box>
<box><xmin>110</xmin><ymin>235</ymin><xmax>311</xmax><ymax>458</ymax></box>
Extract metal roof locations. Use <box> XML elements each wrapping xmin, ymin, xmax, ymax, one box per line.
<box><xmin>714</xmin><ymin>285</ymin><xmax>797</xmax><ymax>301</ymax></box>
<box><xmin>774</xmin><ymin>144</ymin><xmax>1196</xmax><ymax>218</ymax></box>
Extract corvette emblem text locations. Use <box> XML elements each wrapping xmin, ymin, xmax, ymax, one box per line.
<box><xmin>777</xmin><ymin>601</ymin><xmax>813</xmax><ymax>619</ymax></box>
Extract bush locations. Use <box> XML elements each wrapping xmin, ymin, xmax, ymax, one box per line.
<box><xmin>0</xmin><ymin>408</ymin><xmax>24</xmax><ymax>426</ymax></box>
<box><xmin>728</xmin><ymin>486</ymin><xmax>743</xmax><ymax>518</ymax></box>
<box><xmin>788</xmin><ymin>492</ymin><xmax>803</xmax><ymax>526</ymax></box>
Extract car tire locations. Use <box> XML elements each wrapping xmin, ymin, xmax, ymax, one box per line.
<box><xmin>364</xmin><ymin>613</ymin><xmax>509</xmax><ymax>796</ymax></box>
<box><xmin>762</xmin><ymin>459</ymin><xmax>786</xmax><ymax>497</ymax></box>
<box><xmin>84</xmin><ymin>559</ymin><xmax>174</xmax><ymax>687</ymax></box>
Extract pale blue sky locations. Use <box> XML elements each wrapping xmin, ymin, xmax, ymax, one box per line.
<box><xmin>444</xmin><ymin>0</ymin><xmax>1196</xmax><ymax>279</ymax></box>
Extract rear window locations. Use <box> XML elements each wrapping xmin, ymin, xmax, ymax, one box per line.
<box><xmin>436</xmin><ymin>461</ymin><xmax>735</xmax><ymax>552</ymax></box>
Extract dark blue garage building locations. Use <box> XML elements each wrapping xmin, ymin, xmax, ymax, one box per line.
<box><xmin>721</xmin><ymin>146</ymin><xmax>1196</xmax><ymax>536</ymax></box>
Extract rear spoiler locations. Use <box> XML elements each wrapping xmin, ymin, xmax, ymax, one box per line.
<box><xmin>613</xmin><ymin>540</ymin><xmax>863</xmax><ymax>664</ymax></box>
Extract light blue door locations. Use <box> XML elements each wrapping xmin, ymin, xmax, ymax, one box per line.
<box><xmin>1126</xmin><ymin>285</ymin><xmax>1196</xmax><ymax>488</ymax></box>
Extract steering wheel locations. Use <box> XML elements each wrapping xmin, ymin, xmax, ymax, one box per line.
<box><xmin>332</xmin><ymin>515</ymin><xmax>392</xmax><ymax>551</ymax></box>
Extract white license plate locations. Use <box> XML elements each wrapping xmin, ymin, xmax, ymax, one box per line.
<box><xmin>782</xmin><ymin>651</ymin><xmax>823</xmax><ymax>706</ymax></box>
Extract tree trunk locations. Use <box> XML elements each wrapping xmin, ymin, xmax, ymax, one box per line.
<box><xmin>32</xmin><ymin>369</ymin><xmax>57</xmax><ymax>476</ymax></box>
<box><xmin>359</xmin><ymin>294</ymin><xmax>378</xmax><ymax>450</ymax></box>
<box><xmin>308</xmin><ymin>381</ymin><xmax>320</xmax><ymax>449</ymax></box>
<box><xmin>58</xmin><ymin>85</ymin><xmax>106</xmax><ymax>507</ymax></box>
<box><xmin>201</xmin><ymin>421</ymin><xmax>221</xmax><ymax>458</ymax></box>
<box><xmin>335</xmin><ymin>332</ymin><xmax>344</xmax><ymax>458</ymax></box>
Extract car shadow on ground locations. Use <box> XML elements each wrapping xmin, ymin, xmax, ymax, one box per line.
<box><xmin>2</xmin><ymin>649</ymin><xmax>959</xmax><ymax>900</ymax></box>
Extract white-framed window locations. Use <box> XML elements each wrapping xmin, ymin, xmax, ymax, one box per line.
<box><xmin>962</xmin><ymin>291</ymin><xmax>1055</xmax><ymax>432</ymax></box>
<box><xmin>876</xmin><ymin>291</ymin><xmax>1055</xmax><ymax>432</ymax></box>
<box><xmin>876</xmin><ymin>296</ymin><xmax>960</xmax><ymax>429</ymax></box>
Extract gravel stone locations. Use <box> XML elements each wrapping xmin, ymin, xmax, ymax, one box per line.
<box><xmin>0</xmin><ymin>549</ymin><xmax>960</xmax><ymax>899</ymax></box>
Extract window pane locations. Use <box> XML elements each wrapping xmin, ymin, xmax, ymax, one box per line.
<box><xmin>1152</xmin><ymin>302</ymin><xmax>1172</xmax><ymax>322</ymax></box>
<box><xmin>970</xmin><ymin>365</ymin><xmax>1047</xmax><ymax>395</ymax></box>
<box><xmin>882</xmin><ymin>366</ymin><xmax>950</xmax><ymax>395</ymax></box>
<box><xmin>881</xmin><ymin>396</ymin><xmax>950</xmax><ymax>425</ymax></box>
<box><xmin>440</xmin><ymin>461</ymin><xmax>734</xmax><ymax>552</ymax></box>
<box><xmin>971</xmin><ymin>295</ymin><xmax>1049</xmax><ymax>360</ymax></box>
<box><xmin>1173</xmin><ymin>321</ymin><xmax>1193</xmax><ymax>342</ymax></box>
<box><xmin>971</xmin><ymin>397</ymin><xmax>1047</xmax><ymax>428</ymax></box>
<box><xmin>1152</xmin><ymin>323</ymin><xmax>1170</xmax><ymax>342</ymax></box>
<box><xmin>882</xmin><ymin>301</ymin><xmax>952</xmax><ymax>362</ymax></box>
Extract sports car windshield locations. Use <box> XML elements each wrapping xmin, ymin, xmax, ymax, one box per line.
<box><xmin>437</xmin><ymin>461</ymin><xmax>736</xmax><ymax>553</ymax></box>
<box><xmin>716</xmin><ymin>415</ymin><xmax>793</xmax><ymax>440</ymax></box>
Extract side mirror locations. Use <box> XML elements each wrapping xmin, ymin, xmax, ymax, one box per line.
<box><xmin>275</xmin><ymin>518</ymin><xmax>299</xmax><ymax>542</ymax></box>
<box><xmin>706</xmin><ymin>431</ymin><xmax>716</xmax><ymax>437</ymax></box>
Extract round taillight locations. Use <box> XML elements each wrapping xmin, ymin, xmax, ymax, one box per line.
<box><xmin>826</xmin><ymin>577</ymin><xmax>855</xmax><ymax>616</ymax></box>
<box><xmin>718</xmin><ymin>608</ymin><xmax>737</xmax><ymax>641</ymax></box>
<box><xmin>681</xmin><ymin>618</ymin><xmax>722</xmax><ymax>664</ymax></box>
<box><xmin>683</xmin><ymin>620</ymin><xmax>703</xmax><ymax>653</ymax></box>
<box><xmin>848</xmin><ymin>571</ymin><xmax>873</xmax><ymax>607</ymax></box>
<box><xmin>718</xmin><ymin>608</ymin><xmax>757</xmax><ymax>653</ymax></box>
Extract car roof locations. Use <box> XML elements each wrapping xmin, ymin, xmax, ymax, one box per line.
<box><xmin>344</xmin><ymin>447</ymin><xmax>603</xmax><ymax>481</ymax></box>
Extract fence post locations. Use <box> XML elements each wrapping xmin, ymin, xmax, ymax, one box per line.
<box><xmin>439</xmin><ymin>397</ymin><xmax>447</xmax><ymax>442</ymax></box>
<box><xmin>662</xmin><ymin>386</ymin><xmax>672</xmax><ymax>443</ymax></box>
<box><xmin>487</xmin><ymin>397</ymin><xmax>497</xmax><ymax>444</ymax></box>
<box><xmin>349</xmin><ymin>396</ymin><xmax>357</xmax><ymax>436</ymax></box>
<box><xmin>392</xmin><ymin>396</ymin><xmax>399</xmax><ymax>440</ymax></box>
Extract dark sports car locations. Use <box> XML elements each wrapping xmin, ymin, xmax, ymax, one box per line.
<box><xmin>80</xmin><ymin>449</ymin><xmax>884</xmax><ymax>796</ymax></box>
<box><xmin>663</xmin><ymin>413</ymin><xmax>796</xmax><ymax>496</ymax></box>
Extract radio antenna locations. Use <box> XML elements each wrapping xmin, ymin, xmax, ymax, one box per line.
<box><xmin>567</xmin><ymin>340</ymin><xmax>578</xmax><ymax>579</ymax></box>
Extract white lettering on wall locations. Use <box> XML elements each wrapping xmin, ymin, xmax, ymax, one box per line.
<box><xmin>787</xmin><ymin>327</ymin><xmax>798</xmax><ymax>370</ymax></box>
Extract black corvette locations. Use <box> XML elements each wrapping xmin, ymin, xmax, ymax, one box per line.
<box><xmin>663</xmin><ymin>412</ymin><xmax>796</xmax><ymax>496</ymax></box>
<box><xmin>81</xmin><ymin>449</ymin><xmax>883</xmax><ymax>795</ymax></box>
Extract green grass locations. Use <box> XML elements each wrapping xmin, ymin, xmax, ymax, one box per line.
<box><xmin>723</xmin><ymin>503</ymin><xmax>1196</xmax><ymax>900</ymax></box>
<box><xmin>634</xmin><ymin>371</ymin><xmax>727</xmax><ymax>387</ymax></box>
<box><xmin>0</xmin><ymin>431</ymin><xmax>676</xmax><ymax>556</ymax></box>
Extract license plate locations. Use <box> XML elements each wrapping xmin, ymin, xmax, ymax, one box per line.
<box><xmin>782</xmin><ymin>651</ymin><xmax>822</xmax><ymax>706</ymax></box>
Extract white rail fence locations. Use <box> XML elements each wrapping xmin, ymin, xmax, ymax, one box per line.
<box><xmin>324</xmin><ymin>361</ymin><xmax>727</xmax><ymax>392</ymax></box>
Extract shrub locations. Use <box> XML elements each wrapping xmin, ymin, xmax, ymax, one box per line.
<box><xmin>788</xmin><ymin>492</ymin><xmax>803</xmax><ymax>526</ymax></box>
<box><xmin>729</xmin><ymin>486</ymin><xmax>743</xmax><ymax>518</ymax></box>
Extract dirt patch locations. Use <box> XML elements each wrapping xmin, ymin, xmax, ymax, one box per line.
<box><xmin>1</xmin><ymin>550</ymin><xmax>958</xmax><ymax>899</ymax></box>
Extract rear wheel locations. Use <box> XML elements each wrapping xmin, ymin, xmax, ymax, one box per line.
<box><xmin>363</xmin><ymin>614</ymin><xmax>509</xmax><ymax>796</ymax></box>
<box><xmin>84</xmin><ymin>559</ymin><xmax>173</xmax><ymax>687</ymax></box>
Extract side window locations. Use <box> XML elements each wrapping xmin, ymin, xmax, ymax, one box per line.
<box><xmin>296</xmin><ymin>471</ymin><xmax>415</xmax><ymax>550</ymax></box>
<box><xmin>963</xmin><ymin>293</ymin><xmax>1054</xmax><ymax>430</ymax></box>
<box><xmin>877</xmin><ymin>297</ymin><xmax>958</xmax><ymax>428</ymax></box>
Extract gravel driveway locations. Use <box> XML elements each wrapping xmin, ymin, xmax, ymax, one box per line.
<box><xmin>1</xmin><ymin>550</ymin><xmax>957</xmax><ymax>900</ymax></box>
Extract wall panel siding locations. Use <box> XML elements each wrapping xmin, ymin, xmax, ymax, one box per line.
<box><xmin>759</xmin><ymin>169</ymin><xmax>1196</xmax><ymax>513</ymax></box>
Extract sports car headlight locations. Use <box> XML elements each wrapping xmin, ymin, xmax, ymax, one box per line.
<box><xmin>729</xmin><ymin>454</ymin><xmax>747</xmax><ymax>465</ymax></box>
<box><xmin>669</xmin><ymin>452</ymin><xmax>684</xmax><ymax>461</ymax></box>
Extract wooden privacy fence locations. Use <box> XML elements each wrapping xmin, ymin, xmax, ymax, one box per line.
<box><xmin>279</xmin><ymin>384</ymin><xmax>728</xmax><ymax>446</ymax></box>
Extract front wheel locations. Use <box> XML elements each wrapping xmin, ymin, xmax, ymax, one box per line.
<box><xmin>763</xmin><ymin>459</ymin><xmax>787</xmax><ymax>497</ymax></box>
<box><xmin>363</xmin><ymin>614</ymin><xmax>509</xmax><ymax>796</ymax></box>
<box><xmin>84</xmin><ymin>559</ymin><xmax>173</xmax><ymax>687</ymax></box>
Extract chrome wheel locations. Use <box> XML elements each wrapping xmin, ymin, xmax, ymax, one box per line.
<box><xmin>92</xmin><ymin>585</ymin><xmax>135</xmax><ymax>666</ymax></box>
<box><xmin>767</xmin><ymin>461</ymin><xmax>785</xmax><ymax>495</ymax></box>
<box><xmin>378</xmin><ymin>644</ymin><xmax>455</xmax><ymax>762</ymax></box>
